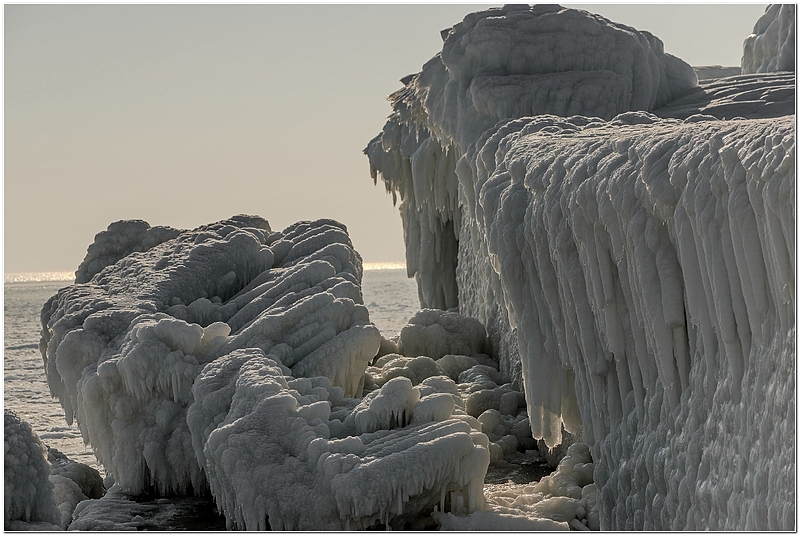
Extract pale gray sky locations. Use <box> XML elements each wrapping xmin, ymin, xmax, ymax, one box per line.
<box><xmin>5</xmin><ymin>3</ymin><xmax>768</xmax><ymax>273</ymax></box>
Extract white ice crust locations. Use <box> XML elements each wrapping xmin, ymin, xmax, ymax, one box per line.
<box><xmin>742</xmin><ymin>4</ymin><xmax>796</xmax><ymax>74</ymax></box>
<box><xmin>367</xmin><ymin>4</ymin><xmax>795</xmax><ymax>531</ymax></box>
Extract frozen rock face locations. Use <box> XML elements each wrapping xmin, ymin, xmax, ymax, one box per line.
<box><xmin>365</xmin><ymin>4</ymin><xmax>698</xmax><ymax>373</ymax></box>
<box><xmin>4</xmin><ymin>410</ymin><xmax>61</xmax><ymax>529</ymax></box>
<box><xmin>742</xmin><ymin>4</ymin><xmax>796</xmax><ymax>74</ymax></box>
<box><xmin>41</xmin><ymin>215</ymin><xmax>381</xmax><ymax>496</ymax></box>
<box><xmin>460</xmin><ymin>112</ymin><xmax>795</xmax><ymax>530</ymax></box>
<box><xmin>368</xmin><ymin>4</ymin><xmax>796</xmax><ymax>531</ymax></box>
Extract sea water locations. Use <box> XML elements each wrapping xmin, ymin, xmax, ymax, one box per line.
<box><xmin>3</xmin><ymin>268</ymin><xmax>420</xmax><ymax>472</ymax></box>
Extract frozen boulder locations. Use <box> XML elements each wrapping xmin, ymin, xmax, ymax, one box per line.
<box><xmin>41</xmin><ymin>215</ymin><xmax>380</xmax><ymax>496</ymax></box>
<box><xmin>4</xmin><ymin>410</ymin><xmax>60</xmax><ymax>529</ymax></box>
<box><xmin>399</xmin><ymin>309</ymin><xmax>488</xmax><ymax>359</ymax></box>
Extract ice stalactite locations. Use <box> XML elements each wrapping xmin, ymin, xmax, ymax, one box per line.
<box><xmin>368</xmin><ymin>3</ymin><xmax>796</xmax><ymax>531</ymax></box>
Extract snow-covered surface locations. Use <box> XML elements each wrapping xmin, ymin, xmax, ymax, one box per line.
<box><xmin>4</xmin><ymin>410</ymin><xmax>60</xmax><ymax>528</ymax></box>
<box><xmin>742</xmin><ymin>4</ymin><xmax>796</xmax><ymax>74</ymax></box>
<box><xmin>368</xmin><ymin>3</ymin><xmax>795</xmax><ymax>531</ymax></box>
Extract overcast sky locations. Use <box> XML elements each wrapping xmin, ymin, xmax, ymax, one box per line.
<box><xmin>5</xmin><ymin>3</ymin><xmax>769</xmax><ymax>273</ymax></box>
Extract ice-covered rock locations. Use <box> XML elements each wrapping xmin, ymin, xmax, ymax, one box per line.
<box><xmin>46</xmin><ymin>447</ymin><xmax>105</xmax><ymax>528</ymax></box>
<box><xmin>742</xmin><ymin>4</ymin><xmax>796</xmax><ymax>74</ymax></box>
<box><xmin>41</xmin><ymin>215</ymin><xmax>380</xmax><ymax>496</ymax></box>
<box><xmin>4</xmin><ymin>410</ymin><xmax>61</xmax><ymax>529</ymax></box>
<box><xmin>47</xmin><ymin>447</ymin><xmax>104</xmax><ymax>501</ymax></box>
<box><xmin>368</xmin><ymin>4</ymin><xmax>795</xmax><ymax>531</ymax></box>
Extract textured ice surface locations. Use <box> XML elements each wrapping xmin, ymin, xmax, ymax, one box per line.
<box><xmin>742</xmin><ymin>4</ymin><xmax>795</xmax><ymax>74</ymax></box>
<box><xmin>4</xmin><ymin>410</ymin><xmax>60</xmax><ymax>529</ymax></box>
<box><xmin>40</xmin><ymin>215</ymin><xmax>502</xmax><ymax>529</ymax></box>
<box><xmin>399</xmin><ymin>308</ymin><xmax>488</xmax><ymax>359</ymax></box>
<box><xmin>4</xmin><ymin>411</ymin><xmax>106</xmax><ymax>530</ymax></box>
<box><xmin>368</xmin><ymin>3</ymin><xmax>795</xmax><ymax>531</ymax></box>
<box><xmin>47</xmin><ymin>447</ymin><xmax>104</xmax><ymax>527</ymax></box>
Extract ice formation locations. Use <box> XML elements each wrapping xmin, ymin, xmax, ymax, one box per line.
<box><xmin>41</xmin><ymin>215</ymin><xmax>515</xmax><ymax>529</ymax></box>
<box><xmin>187</xmin><ymin>349</ymin><xmax>491</xmax><ymax>530</ymax></box>
<box><xmin>4</xmin><ymin>410</ymin><xmax>61</xmax><ymax>529</ymax></box>
<box><xmin>366</xmin><ymin>3</ymin><xmax>697</xmax><ymax>314</ymax></box>
<box><xmin>367</xmin><ymin>4</ymin><xmax>795</xmax><ymax>531</ymax></box>
<box><xmin>742</xmin><ymin>4</ymin><xmax>796</xmax><ymax>75</ymax></box>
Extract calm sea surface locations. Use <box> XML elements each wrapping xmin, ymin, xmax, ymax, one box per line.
<box><xmin>3</xmin><ymin>268</ymin><xmax>420</xmax><ymax>472</ymax></box>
